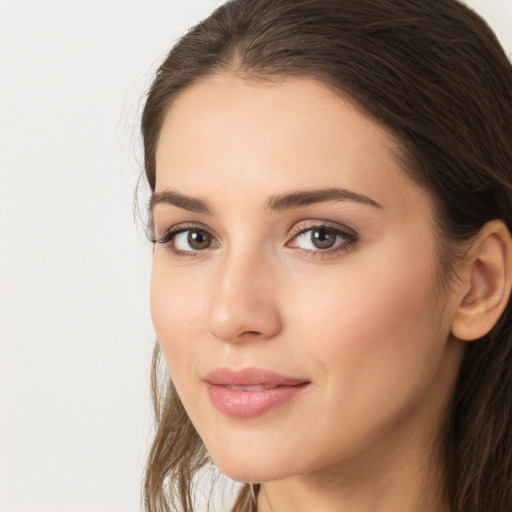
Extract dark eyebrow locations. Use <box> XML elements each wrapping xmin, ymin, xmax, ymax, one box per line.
<box><xmin>150</xmin><ymin>189</ymin><xmax>212</xmax><ymax>215</ymax></box>
<box><xmin>266</xmin><ymin>187</ymin><xmax>383</xmax><ymax>211</ymax></box>
<box><xmin>150</xmin><ymin>186</ymin><xmax>382</xmax><ymax>215</ymax></box>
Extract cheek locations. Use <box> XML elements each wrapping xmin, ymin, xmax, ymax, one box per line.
<box><xmin>284</xmin><ymin>239</ymin><xmax>448</xmax><ymax>431</ymax></box>
<box><xmin>150</xmin><ymin>256</ymin><xmax>207</xmax><ymax>378</ymax></box>
<box><xmin>288</xmin><ymin>239</ymin><xmax>441</xmax><ymax>349</ymax></box>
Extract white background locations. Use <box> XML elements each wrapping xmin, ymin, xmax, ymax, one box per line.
<box><xmin>0</xmin><ymin>1</ymin><xmax>510</xmax><ymax>511</ymax></box>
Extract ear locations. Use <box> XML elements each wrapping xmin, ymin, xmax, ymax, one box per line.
<box><xmin>451</xmin><ymin>220</ymin><xmax>512</xmax><ymax>341</ymax></box>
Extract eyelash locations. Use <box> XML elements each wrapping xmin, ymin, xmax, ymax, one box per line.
<box><xmin>153</xmin><ymin>221</ymin><xmax>358</xmax><ymax>259</ymax></box>
<box><xmin>288</xmin><ymin>221</ymin><xmax>358</xmax><ymax>259</ymax></box>
<box><xmin>153</xmin><ymin>223</ymin><xmax>213</xmax><ymax>259</ymax></box>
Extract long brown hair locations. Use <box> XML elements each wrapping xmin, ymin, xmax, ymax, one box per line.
<box><xmin>140</xmin><ymin>1</ymin><xmax>512</xmax><ymax>511</ymax></box>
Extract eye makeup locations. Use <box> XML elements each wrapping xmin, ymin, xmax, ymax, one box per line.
<box><xmin>153</xmin><ymin>218</ymin><xmax>359</xmax><ymax>260</ymax></box>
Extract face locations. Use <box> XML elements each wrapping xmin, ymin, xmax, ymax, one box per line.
<box><xmin>150</xmin><ymin>74</ymin><xmax>464</xmax><ymax>484</ymax></box>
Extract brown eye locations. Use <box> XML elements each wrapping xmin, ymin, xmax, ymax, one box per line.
<box><xmin>187</xmin><ymin>230</ymin><xmax>212</xmax><ymax>250</ymax></box>
<box><xmin>168</xmin><ymin>229</ymin><xmax>215</xmax><ymax>252</ymax></box>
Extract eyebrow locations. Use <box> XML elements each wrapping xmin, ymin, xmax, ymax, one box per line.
<box><xmin>150</xmin><ymin>189</ymin><xmax>212</xmax><ymax>214</ymax></box>
<box><xmin>266</xmin><ymin>187</ymin><xmax>383</xmax><ymax>211</ymax></box>
<box><xmin>150</xmin><ymin>187</ymin><xmax>383</xmax><ymax>214</ymax></box>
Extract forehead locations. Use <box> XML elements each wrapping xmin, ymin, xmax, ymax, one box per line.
<box><xmin>154</xmin><ymin>73</ymin><xmax>425</xmax><ymax>215</ymax></box>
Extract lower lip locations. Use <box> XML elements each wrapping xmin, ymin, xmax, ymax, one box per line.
<box><xmin>206</xmin><ymin>383</ymin><xmax>310</xmax><ymax>418</ymax></box>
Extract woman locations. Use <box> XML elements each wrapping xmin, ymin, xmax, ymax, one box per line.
<box><xmin>140</xmin><ymin>0</ymin><xmax>512</xmax><ymax>511</ymax></box>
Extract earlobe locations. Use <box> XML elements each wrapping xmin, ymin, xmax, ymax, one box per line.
<box><xmin>451</xmin><ymin>220</ymin><xmax>512</xmax><ymax>341</ymax></box>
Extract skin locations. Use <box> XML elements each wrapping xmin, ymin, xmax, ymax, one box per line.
<box><xmin>150</xmin><ymin>74</ymin><xmax>468</xmax><ymax>512</ymax></box>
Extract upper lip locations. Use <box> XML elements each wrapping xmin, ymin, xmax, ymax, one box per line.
<box><xmin>203</xmin><ymin>367</ymin><xmax>308</xmax><ymax>387</ymax></box>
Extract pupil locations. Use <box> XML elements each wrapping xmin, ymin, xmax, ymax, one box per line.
<box><xmin>312</xmin><ymin>228</ymin><xmax>336</xmax><ymax>249</ymax></box>
<box><xmin>188</xmin><ymin>230</ymin><xmax>211</xmax><ymax>249</ymax></box>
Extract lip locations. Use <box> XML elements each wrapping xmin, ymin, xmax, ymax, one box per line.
<box><xmin>203</xmin><ymin>367</ymin><xmax>310</xmax><ymax>418</ymax></box>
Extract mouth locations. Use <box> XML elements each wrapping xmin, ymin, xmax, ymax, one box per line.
<box><xmin>203</xmin><ymin>367</ymin><xmax>311</xmax><ymax>418</ymax></box>
<box><xmin>224</xmin><ymin>384</ymin><xmax>277</xmax><ymax>391</ymax></box>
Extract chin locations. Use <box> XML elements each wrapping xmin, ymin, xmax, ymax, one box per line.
<box><xmin>211</xmin><ymin>453</ymin><xmax>296</xmax><ymax>484</ymax></box>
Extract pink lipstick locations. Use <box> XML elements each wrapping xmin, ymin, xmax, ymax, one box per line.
<box><xmin>204</xmin><ymin>367</ymin><xmax>310</xmax><ymax>418</ymax></box>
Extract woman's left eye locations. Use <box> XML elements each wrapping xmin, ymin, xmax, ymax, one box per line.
<box><xmin>287</xmin><ymin>224</ymin><xmax>357</xmax><ymax>254</ymax></box>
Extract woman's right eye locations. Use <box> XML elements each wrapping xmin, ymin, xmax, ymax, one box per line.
<box><xmin>174</xmin><ymin>229</ymin><xmax>214</xmax><ymax>251</ymax></box>
<box><xmin>155</xmin><ymin>227</ymin><xmax>218</xmax><ymax>255</ymax></box>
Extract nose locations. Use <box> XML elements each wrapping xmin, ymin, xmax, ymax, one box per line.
<box><xmin>206</xmin><ymin>249</ymin><xmax>282</xmax><ymax>343</ymax></box>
